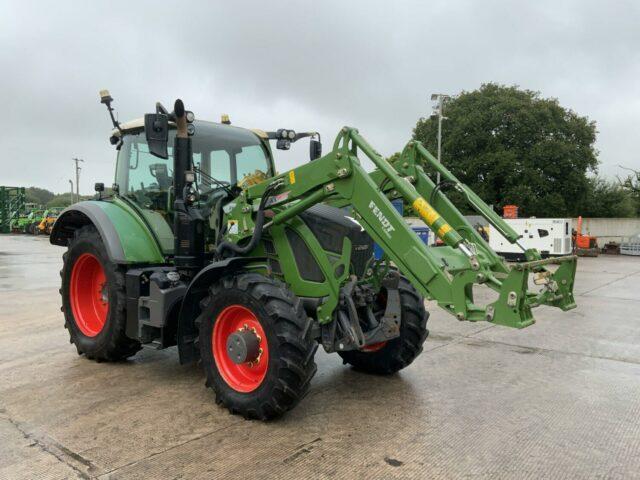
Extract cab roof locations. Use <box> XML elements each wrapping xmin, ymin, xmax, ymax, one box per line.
<box><xmin>111</xmin><ymin>118</ymin><xmax>268</xmax><ymax>140</ymax></box>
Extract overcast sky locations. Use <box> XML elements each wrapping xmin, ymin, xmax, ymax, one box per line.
<box><xmin>1</xmin><ymin>0</ymin><xmax>639</xmax><ymax>194</ymax></box>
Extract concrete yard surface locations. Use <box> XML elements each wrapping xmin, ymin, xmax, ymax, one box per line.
<box><xmin>1</xmin><ymin>234</ymin><xmax>640</xmax><ymax>479</ymax></box>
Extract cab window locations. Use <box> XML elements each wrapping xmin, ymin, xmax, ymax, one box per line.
<box><xmin>115</xmin><ymin>121</ymin><xmax>272</xmax><ymax>209</ymax></box>
<box><xmin>126</xmin><ymin>141</ymin><xmax>173</xmax><ymax>193</ymax></box>
<box><xmin>237</xmin><ymin>145</ymin><xmax>271</xmax><ymax>180</ymax></box>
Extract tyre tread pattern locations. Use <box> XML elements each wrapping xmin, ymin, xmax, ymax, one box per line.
<box><xmin>60</xmin><ymin>225</ymin><xmax>141</xmax><ymax>361</ymax></box>
<box><xmin>201</xmin><ymin>273</ymin><xmax>317</xmax><ymax>420</ymax></box>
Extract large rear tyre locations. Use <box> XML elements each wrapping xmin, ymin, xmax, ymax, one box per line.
<box><xmin>60</xmin><ymin>225</ymin><xmax>141</xmax><ymax>361</ymax></box>
<box><xmin>198</xmin><ymin>273</ymin><xmax>317</xmax><ymax>420</ymax></box>
<box><xmin>338</xmin><ymin>276</ymin><xmax>429</xmax><ymax>374</ymax></box>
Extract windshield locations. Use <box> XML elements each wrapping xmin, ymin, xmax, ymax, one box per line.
<box><xmin>115</xmin><ymin>120</ymin><xmax>271</xmax><ymax>208</ymax></box>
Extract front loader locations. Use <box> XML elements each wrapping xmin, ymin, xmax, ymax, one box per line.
<box><xmin>51</xmin><ymin>92</ymin><xmax>577</xmax><ymax>420</ymax></box>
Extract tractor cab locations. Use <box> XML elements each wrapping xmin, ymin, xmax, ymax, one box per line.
<box><xmin>113</xmin><ymin>119</ymin><xmax>274</xmax><ymax>214</ymax></box>
<box><xmin>108</xmin><ymin>118</ymin><xmax>276</xmax><ymax>256</ymax></box>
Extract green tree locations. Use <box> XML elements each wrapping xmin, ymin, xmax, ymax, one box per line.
<box><xmin>581</xmin><ymin>177</ymin><xmax>636</xmax><ymax>217</ymax></box>
<box><xmin>46</xmin><ymin>192</ymin><xmax>78</xmax><ymax>208</ymax></box>
<box><xmin>413</xmin><ymin>84</ymin><xmax>599</xmax><ymax>217</ymax></box>
<box><xmin>619</xmin><ymin>167</ymin><xmax>640</xmax><ymax>214</ymax></box>
<box><xmin>25</xmin><ymin>186</ymin><xmax>55</xmax><ymax>205</ymax></box>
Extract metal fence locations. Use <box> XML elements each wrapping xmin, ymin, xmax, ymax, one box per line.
<box><xmin>0</xmin><ymin>186</ymin><xmax>26</xmax><ymax>233</ymax></box>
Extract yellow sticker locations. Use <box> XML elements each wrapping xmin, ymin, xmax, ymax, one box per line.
<box><xmin>438</xmin><ymin>224</ymin><xmax>452</xmax><ymax>238</ymax></box>
<box><xmin>289</xmin><ymin>170</ymin><xmax>296</xmax><ymax>184</ymax></box>
<box><xmin>412</xmin><ymin>198</ymin><xmax>439</xmax><ymax>225</ymax></box>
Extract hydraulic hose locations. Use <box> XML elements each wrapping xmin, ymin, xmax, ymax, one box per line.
<box><xmin>429</xmin><ymin>180</ymin><xmax>455</xmax><ymax>206</ymax></box>
<box><xmin>215</xmin><ymin>183</ymin><xmax>276</xmax><ymax>258</ymax></box>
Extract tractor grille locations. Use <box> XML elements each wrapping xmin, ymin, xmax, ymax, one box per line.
<box><xmin>350</xmin><ymin>243</ymin><xmax>374</xmax><ymax>277</ymax></box>
<box><xmin>285</xmin><ymin>227</ymin><xmax>326</xmax><ymax>283</ymax></box>
<box><xmin>300</xmin><ymin>204</ymin><xmax>374</xmax><ymax>278</ymax></box>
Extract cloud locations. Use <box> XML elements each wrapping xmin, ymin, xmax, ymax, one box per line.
<box><xmin>1</xmin><ymin>0</ymin><xmax>639</xmax><ymax>193</ymax></box>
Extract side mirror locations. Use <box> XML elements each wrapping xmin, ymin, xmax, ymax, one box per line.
<box><xmin>144</xmin><ymin>113</ymin><xmax>169</xmax><ymax>159</ymax></box>
<box><xmin>310</xmin><ymin>139</ymin><xmax>322</xmax><ymax>161</ymax></box>
<box><xmin>94</xmin><ymin>182</ymin><xmax>105</xmax><ymax>200</ymax></box>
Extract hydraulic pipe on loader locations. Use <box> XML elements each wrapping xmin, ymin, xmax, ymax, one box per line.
<box><xmin>346</xmin><ymin>130</ymin><xmax>480</xmax><ymax>267</ymax></box>
<box><xmin>370</xmin><ymin>142</ymin><xmax>511</xmax><ymax>273</ymax></box>
<box><xmin>348</xmin><ymin>132</ymin><xmax>462</xmax><ymax>247</ymax></box>
<box><xmin>372</xmin><ymin>138</ymin><xmax>570</xmax><ymax>268</ymax></box>
<box><xmin>411</xmin><ymin>142</ymin><xmax>522</xmax><ymax>247</ymax></box>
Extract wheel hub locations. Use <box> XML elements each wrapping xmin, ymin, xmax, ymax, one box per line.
<box><xmin>226</xmin><ymin>328</ymin><xmax>261</xmax><ymax>364</ymax></box>
<box><xmin>99</xmin><ymin>283</ymin><xmax>108</xmax><ymax>304</ymax></box>
<box><xmin>212</xmin><ymin>306</ymin><xmax>269</xmax><ymax>393</ymax></box>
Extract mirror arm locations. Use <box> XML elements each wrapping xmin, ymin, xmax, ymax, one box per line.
<box><xmin>155</xmin><ymin>102</ymin><xmax>169</xmax><ymax>115</ymax></box>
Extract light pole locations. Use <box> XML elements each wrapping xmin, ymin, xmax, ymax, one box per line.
<box><xmin>430</xmin><ymin>93</ymin><xmax>450</xmax><ymax>184</ymax></box>
<box><xmin>72</xmin><ymin>158</ymin><xmax>84</xmax><ymax>203</ymax></box>
<box><xmin>69</xmin><ymin>179</ymin><xmax>74</xmax><ymax>204</ymax></box>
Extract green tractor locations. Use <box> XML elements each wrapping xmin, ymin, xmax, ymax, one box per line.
<box><xmin>12</xmin><ymin>204</ymin><xmax>43</xmax><ymax>234</ymax></box>
<box><xmin>50</xmin><ymin>92</ymin><xmax>578</xmax><ymax>419</ymax></box>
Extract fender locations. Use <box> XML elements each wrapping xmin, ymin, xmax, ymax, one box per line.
<box><xmin>50</xmin><ymin>199</ymin><xmax>167</xmax><ymax>264</ymax></box>
<box><xmin>177</xmin><ymin>256</ymin><xmax>267</xmax><ymax>364</ymax></box>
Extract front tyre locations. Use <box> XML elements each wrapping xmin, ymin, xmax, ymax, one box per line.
<box><xmin>198</xmin><ymin>274</ymin><xmax>317</xmax><ymax>420</ymax></box>
<box><xmin>60</xmin><ymin>225</ymin><xmax>141</xmax><ymax>361</ymax></box>
<box><xmin>338</xmin><ymin>276</ymin><xmax>429</xmax><ymax>374</ymax></box>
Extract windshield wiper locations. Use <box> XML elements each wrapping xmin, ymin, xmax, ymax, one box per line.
<box><xmin>193</xmin><ymin>166</ymin><xmax>234</xmax><ymax>197</ymax></box>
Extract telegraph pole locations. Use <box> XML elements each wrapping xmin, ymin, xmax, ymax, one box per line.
<box><xmin>430</xmin><ymin>94</ymin><xmax>450</xmax><ymax>184</ymax></box>
<box><xmin>72</xmin><ymin>158</ymin><xmax>84</xmax><ymax>203</ymax></box>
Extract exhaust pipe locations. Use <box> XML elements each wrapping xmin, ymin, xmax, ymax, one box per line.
<box><xmin>172</xmin><ymin>99</ymin><xmax>204</xmax><ymax>274</ymax></box>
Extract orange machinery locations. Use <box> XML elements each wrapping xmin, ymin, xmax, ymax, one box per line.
<box><xmin>574</xmin><ymin>216</ymin><xmax>599</xmax><ymax>257</ymax></box>
<box><xmin>503</xmin><ymin>204</ymin><xmax>518</xmax><ymax>219</ymax></box>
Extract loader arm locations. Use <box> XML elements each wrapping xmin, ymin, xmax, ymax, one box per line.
<box><xmin>369</xmin><ymin>148</ymin><xmax>508</xmax><ymax>274</ymax></box>
<box><xmin>379</xmin><ymin>139</ymin><xmax>577</xmax><ymax>311</ymax></box>
<box><xmin>230</xmin><ymin>127</ymin><xmax>577</xmax><ymax>328</ymax></box>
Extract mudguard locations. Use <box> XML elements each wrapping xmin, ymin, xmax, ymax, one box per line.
<box><xmin>50</xmin><ymin>199</ymin><xmax>166</xmax><ymax>264</ymax></box>
<box><xmin>177</xmin><ymin>256</ymin><xmax>266</xmax><ymax>364</ymax></box>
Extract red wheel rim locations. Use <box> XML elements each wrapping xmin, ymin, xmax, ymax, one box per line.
<box><xmin>361</xmin><ymin>341</ymin><xmax>387</xmax><ymax>352</ymax></box>
<box><xmin>212</xmin><ymin>305</ymin><xmax>269</xmax><ymax>393</ymax></box>
<box><xmin>70</xmin><ymin>253</ymin><xmax>108</xmax><ymax>337</ymax></box>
